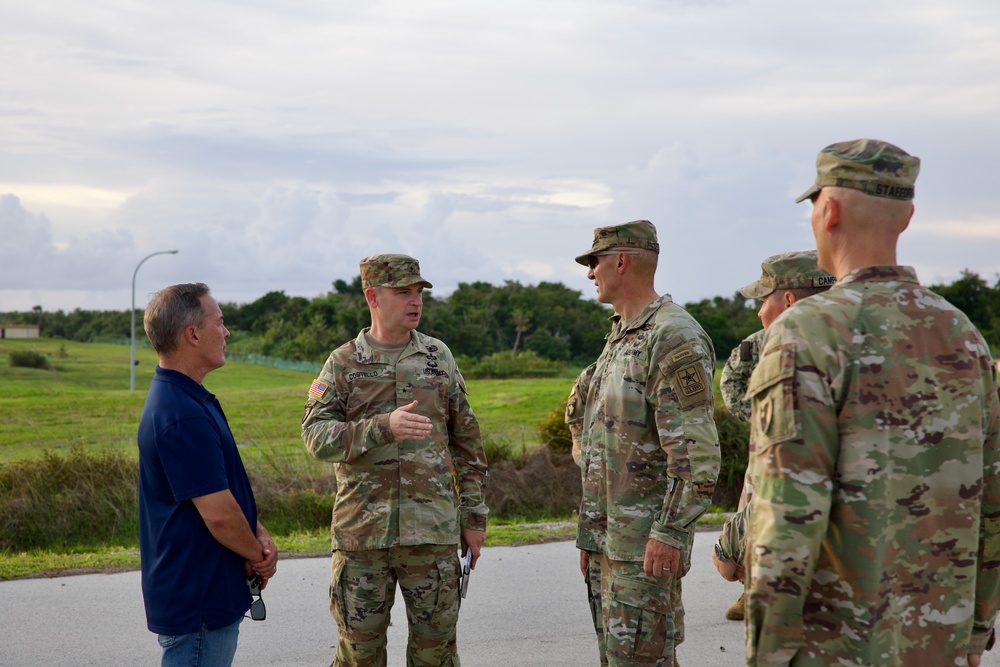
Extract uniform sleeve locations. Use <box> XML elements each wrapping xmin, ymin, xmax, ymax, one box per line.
<box><xmin>718</xmin><ymin>503</ymin><xmax>749</xmax><ymax>563</ymax></box>
<box><xmin>720</xmin><ymin>330</ymin><xmax>763</xmax><ymax>423</ymax></box>
<box><xmin>566</xmin><ymin>363</ymin><xmax>597</xmax><ymax>468</ymax></box>
<box><xmin>301</xmin><ymin>356</ymin><xmax>394</xmax><ymax>464</ymax></box>
<box><xmin>744</xmin><ymin>327</ymin><xmax>838</xmax><ymax>666</ymax></box>
<box><xmin>448</xmin><ymin>363</ymin><xmax>490</xmax><ymax>532</ymax></box>
<box><xmin>973</xmin><ymin>372</ymin><xmax>1000</xmax><ymax>652</ymax></box>
<box><xmin>647</xmin><ymin>331</ymin><xmax>721</xmax><ymax>551</ymax></box>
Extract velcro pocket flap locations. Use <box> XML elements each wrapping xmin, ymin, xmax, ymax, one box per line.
<box><xmin>745</xmin><ymin>343</ymin><xmax>798</xmax><ymax>448</ymax></box>
<box><xmin>609</xmin><ymin>573</ymin><xmax>672</xmax><ymax>615</ymax></box>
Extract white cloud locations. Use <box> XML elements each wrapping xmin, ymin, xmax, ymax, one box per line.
<box><xmin>0</xmin><ymin>194</ymin><xmax>55</xmax><ymax>283</ymax></box>
<box><xmin>1</xmin><ymin>0</ymin><xmax>999</xmax><ymax>313</ymax></box>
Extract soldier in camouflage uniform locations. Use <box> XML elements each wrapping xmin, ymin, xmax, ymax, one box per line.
<box><xmin>713</xmin><ymin>252</ymin><xmax>833</xmax><ymax>620</ymax></box>
<box><xmin>302</xmin><ymin>254</ymin><xmax>489</xmax><ymax>667</ymax></box>
<box><xmin>574</xmin><ymin>220</ymin><xmax>721</xmax><ymax>667</ymax></box>
<box><xmin>720</xmin><ymin>251</ymin><xmax>835</xmax><ymax>423</ymax></box>
<box><xmin>565</xmin><ymin>362</ymin><xmax>608</xmax><ymax>664</ymax></box>
<box><xmin>720</xmin><ymin>328</ymin><xmax>766</xmax><ymax>424</ymax></box>
<box><xmin>745</xmin><ymin>139</ymin><xmax>1000</xmax><ymax>666</ymax></box>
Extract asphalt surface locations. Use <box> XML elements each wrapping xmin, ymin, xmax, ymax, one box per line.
<box><xmin>2</xmin><ymin>530</ymin><xmax>998</xmax><ymax>666</ymax></box>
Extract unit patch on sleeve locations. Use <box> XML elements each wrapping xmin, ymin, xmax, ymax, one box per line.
<box><xmin>675</xmin><ymin>365</ymin><xmax>706</xmax><ymax>397</ymax></box>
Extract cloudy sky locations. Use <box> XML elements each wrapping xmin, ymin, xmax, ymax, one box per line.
<box><xmin>2</xmin><ymin>0</ymin><xmax>999</xmax><ymax>314</ymax></box>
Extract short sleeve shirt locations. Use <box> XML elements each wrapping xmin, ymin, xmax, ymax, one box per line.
<box><xmin>137</xmin><ymin>367</ymin><xmax>258</xmax><ymax>635</ymax></box>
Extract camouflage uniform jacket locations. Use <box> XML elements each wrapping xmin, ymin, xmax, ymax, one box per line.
<box><xmin>302</xmin><ymin>328</ymin><xmax>489</xmax><ymax>551</ymax></box>
<box><xmin>745</xmin><ymin>266</ymin><xmax>1000</xmax><ymax>666</ymax></box>
<box><xmin>720</xmin><ymin>328</ymin><xmax>765</xmax><ymax>422</ymax></box>
<box><xmin>576</xmin><ymin>294</ymin><xmax>721</xmax><ymax>563</ymax></box>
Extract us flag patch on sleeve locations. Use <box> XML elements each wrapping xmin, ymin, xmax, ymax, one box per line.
<box><xmin>309</xmin><ymin>379</ymin><xmax>329</xmax><ymax>399</ymax></box>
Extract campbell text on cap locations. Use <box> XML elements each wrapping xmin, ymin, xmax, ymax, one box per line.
<box><xmin>739</xmin><ymin>250</ymin><xmax>836</xmax><ymax>299</ymax></box>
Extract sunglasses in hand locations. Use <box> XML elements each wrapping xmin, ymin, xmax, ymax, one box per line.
<box><xmin>246</xmin><ymin>575</ymin><xmax>266</xmax><ymax>621</ymax></box>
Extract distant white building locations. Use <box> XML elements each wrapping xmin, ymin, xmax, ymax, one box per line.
<box><xmin>0</xmin><ymin>324</ymin><xmax>40</xmax><ymax>339</ymax></box>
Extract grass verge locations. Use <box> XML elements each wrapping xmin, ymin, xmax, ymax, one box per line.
<box><xmin>1</xmin><ymin>522</ymin><xmax>577</xmax><ymax>580</ymax></box>
<box><xmin>0</xmin><ymin>516</ymin><xmax>732</xmax><ymax>581</ymax></box>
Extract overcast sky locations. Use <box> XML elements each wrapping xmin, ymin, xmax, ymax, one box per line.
<box><xmin>2</xmin><ymin>0</ymin><xmax>999</xmax><ymax>315</ymax></box>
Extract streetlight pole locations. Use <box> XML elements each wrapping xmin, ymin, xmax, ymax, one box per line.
<box><xmin>131</xmin><ymin>250</ymin><xmax>179</xmax><ymax>391</ymax></box>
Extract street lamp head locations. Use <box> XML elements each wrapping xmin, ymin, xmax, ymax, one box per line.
<box><xmin>130</xmin><ymin>248</ymin><xmax>180</xmax><ymax>391</ymax></box>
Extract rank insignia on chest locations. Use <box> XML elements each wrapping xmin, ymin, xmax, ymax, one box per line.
<box><xmin>309</xmin><ymin>379</ymin><xmax>329</xmax><ymax>399</ymax></box>
<box><xmin>675</xmin><ymin>365</ymin><xmax>706</xmax><ymax>397</ymax></box>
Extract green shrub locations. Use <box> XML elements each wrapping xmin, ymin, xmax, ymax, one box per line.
<box><xmin>459</xmin><ymin>350</ymin><xmax>565</xmax><ymax>379</ymax></box>
<box><xmin>9</xmin><ymin>350</ymin><xmax>51</xmax><ymax>370</ymax></box>
<box><xmin>0</xmin><ymin>447</ymin><xmax>138</xmax><ymax>551</ymax></box>
<box><xmin>537</xmin><ymin>398</ymin><xmax>572</xmax><ymax>455</ymax></box>
<box><xmin>482</xmin><ymin>437</ymin><xmax>520</xmax><ymax>467</ymax></box>
<box><xmin>712</xmin><ymin>402</ymin><xmax>750</xmax><ymax>509</ymax></box>
<box><xmin>242</xmin><ymin>447</ymin><xmax>337</xmax><ymax>534</ymax></box>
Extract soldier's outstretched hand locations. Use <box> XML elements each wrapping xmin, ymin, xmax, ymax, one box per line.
<box><xmin>389</xmin><ymin>400</ymin><xmax>433</xmax><ymax>441</ymax></box>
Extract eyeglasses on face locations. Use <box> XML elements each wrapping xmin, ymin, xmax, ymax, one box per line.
<box><xmin>246</xmin><ymin>575</ymin><xmax>266</xmax><ymax>621</ymax></box>
<box><xmin>587</xmin><ymin>250</ymin><xmax>641</xmax><ymax>270</ymax></box>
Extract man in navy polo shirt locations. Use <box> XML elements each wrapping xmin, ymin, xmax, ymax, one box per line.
<box><xmin>138</xmin><ymin>282</ymin><xmax>278</xmax><ymax>667</ymax></box>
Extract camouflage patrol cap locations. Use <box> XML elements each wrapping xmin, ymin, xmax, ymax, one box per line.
<box><xmin>795</xmin><ymin>138</ymin><xmax>920</xmax><ymax>203</ymax></box>
<box><xmin>574</xmin><ymin>220</ymin><xmax>660</xmax><ymax>266</ymax></box>
<box><xmin>739</xmin><ymin>250</ymin><xmax>836</xmax><ymax>299</ymax></box>
<box><xmin>359</xmin><ymin>254</ymin><xmax>433</xmax><ymax>289</ymax></box>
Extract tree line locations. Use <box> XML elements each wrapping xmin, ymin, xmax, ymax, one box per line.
<box><xmin>4</xmin><ymin>269</ymin><xmax>998</xmax><ymax>364</ymax></box>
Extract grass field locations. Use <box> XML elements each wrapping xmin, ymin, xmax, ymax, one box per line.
<box><xmin>0</xmin><ymin>338</ymin><xmax>737</xmax><ymax>580</ymax></box>
<box><xmin>0</xmin><ymin>338</ymin><xmax>576</xmax><ymax>461</ymax></box>
<box><xmin>0</xmin><ymin>338</ymin><xmax>583</xmax><ymax>578</ymax></box>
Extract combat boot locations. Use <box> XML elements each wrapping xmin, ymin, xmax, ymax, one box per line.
<box><xmin>725</xmin><ymin>593</ymin><xmax>745</xmax><ymax>621</ymax></box>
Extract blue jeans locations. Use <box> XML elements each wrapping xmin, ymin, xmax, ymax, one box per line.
<box><xmin>157</xmin><ymin>618</ymin><xmax>242</xmax><ymax>667</ymax></box>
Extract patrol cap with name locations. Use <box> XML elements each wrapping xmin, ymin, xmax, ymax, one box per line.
<box><xmin>795</xmin><ymin>138</ymin><xmax>920</xmax><ymax>203</ymax></box>
<box><xmin>574</xmin><ymin>220</ymin><xmax>660</xmax><ymax>266</ymax></box>
<box><xmin>739</xmin><ymin>250</ymin><xmax>836</xmax><ymax>299</ymax></box>
<box><xmin>359</xmin><ymin>253</ymin><xmax>433</xmax><ymax>290</ymax></box>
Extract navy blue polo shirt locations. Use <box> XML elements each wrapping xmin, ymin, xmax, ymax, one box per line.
<box><xmin>137</xmin><ymin>366</ymin><xmax>258</xmax><ymax>635</ymax></box>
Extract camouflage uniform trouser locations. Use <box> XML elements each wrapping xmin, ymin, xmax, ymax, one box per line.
<box><xmin>595</xmin><ymin>554</ymin><xmax>684</xmax><ymax>667</ymax></box>
<box><xmin>329</xmin><ymin>545</ymin><xmax>461</xmax><ymax>667</ymax></box>
<box><xmin>584</xmin><ymin>551</ymin><xmax>609</xmax><ymax>666</ymax></box>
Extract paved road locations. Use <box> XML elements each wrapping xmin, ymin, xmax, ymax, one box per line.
<box><xmin>2</xmin><ymin>531</ymin><xmax>998</xmax><ymax>666</ymax></box>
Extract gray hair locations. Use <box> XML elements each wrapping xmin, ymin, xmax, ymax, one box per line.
<box><xmin>627</xmin><ymin>247</ymin><xmax>659</xmax><ymax>276</ymax></box>
<box><xmin>143</xmin><ymin>283</ymin><xmax>211</xmax><ymax>356</ymax></box>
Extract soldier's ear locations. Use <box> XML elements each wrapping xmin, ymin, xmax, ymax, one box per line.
<box><xmin>364</xmin><ymin>287</ymin><xmax>379</xmax><ymax>309</ymax></box>
<box><xmin>823</xmin><ymin>195</ymin><xmax>841</xmax><ymax>232</ymax></box>
<box><xmin>898</xmin><ymin>203</ymin><xmax>914</xmax><ymax>234</ymax></box>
